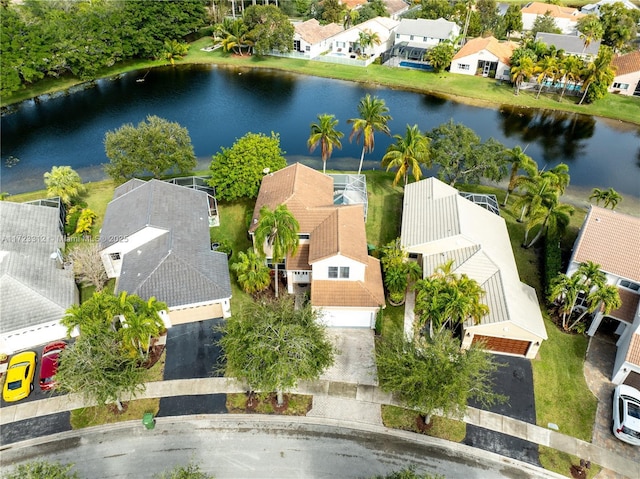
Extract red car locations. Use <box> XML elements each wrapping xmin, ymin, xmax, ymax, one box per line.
<box><xmin>39</xmin><ymin>341</ymin><xmax>67</xmax><ymax>391</ymax></box>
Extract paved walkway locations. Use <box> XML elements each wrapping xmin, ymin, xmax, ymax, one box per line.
<box><xmin>1</xmin><ymin>377</ymin><xmax>637</xmax><ymax>479</ymax></box>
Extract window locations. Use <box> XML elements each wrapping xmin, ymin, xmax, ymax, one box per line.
<box><xmin>294</xmin><ymin>40</ymin><xmax>301</xmax><ymax>52</ymax></box>
<box><xmin>396</xmin><ymin>33</ymin><xmax>400</xmax><ymax>39</ymax></box>
<box><xmin>619</xmin><ymin>279</ymin><xmax>640</xmax><ymax>292</ymax></box>
<box><xmin>328</xmin><ymin>266</ymin><xmax>350</xmax><ymax>278</ymax></box>
<box><xmin>612</xmin><ymin>82</ymin><xmax>629</xmax><ymax>90</ymax></box>
<box><xmin>109</xmin><ymin>252</ymin><xmax>121</xmax><ymax>261</ymax></box>
<box><xmin>423</xmin><ymin>37</ymin><xmax>428</xmax><ymax>42</ymax></box>
<box><xmin>305</xmin><ymin>46</ymin><xmax>310</xmax><ymax>52</ymax></box>
<box><xmin>328</xmin><ymin>267</ymin><xmax>338</xmax><ymax>278</ymax></box>
<box><xmin>410</xmin><ymin>35</ymin><xmax>414</xmax><ymax>41</ymax></box>
<box><xmin>339</xmin><ymin>267</ymin><xmax>350</xmax><ymax>278</ymax></box>
<box><xmin>458</xmin><ymin>64</ymin><xmax>470</xmax><ymax>71</ymax></box>
<box><xmin>299</xmin><ymin>234</ymin><xmax>310</xmax><ymax>240</ymax></box>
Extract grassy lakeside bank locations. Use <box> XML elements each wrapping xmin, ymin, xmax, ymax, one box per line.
<box><xmin>3</xmin><ymin>37</ymin><xmax>640</xmax><ymax>126</ymax></box>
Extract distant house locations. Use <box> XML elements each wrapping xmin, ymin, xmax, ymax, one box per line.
<box><xmin>249</xmin><ymin>163</ymin><xmax>385</xmax><ymax>328</ymax></box>
<box><xmin>535</xmin><ymin>32</ymin><xmax>600</xmax><ymax>60</ymax></box>
<box><xmin>0</xmin><ymin>200</ymin><xmax>78</xmax><ymax>354</ymax></box>
<box><xmin>581</xmin><ymin>0</ymin><xmax>639</xmax><ymax>16</ymax></box>
<box><xmin>293</xmin><ymin>19</ymin><xmax>344</xmax><ymax>58</ymax></box>
<box><xmin>327</xmin><ymin>16</ymin><xmax>400</xmax><ymax>61</ymax></box>
<box><xmin>401</xmin><ymin>178</ymin><xmax>547</xmax><ymax>359</ymax></box>
<box><xmin>450</xmin><ymin>36</ymin><xmax>517</xmax><ymax>79</ymax></box>
<box><xmin>610</xmin><ymin>51</ymin><xmax>640</xmax><ymax>97</ymax></box>
<box><xmin>99</xmin><ymin>179</ymin><xmax>232</xmax><ymax>325</ymax></box>
<box><xmin>383</xmin><ymin>0</ymin><xmax>410</xmax><ymax>19</ymax></box>
<box><xmin>567</xmin><ymin>206</ymin><xmax>640</xmax><ymax>389</ymax></box>
<box><xmin>394</xmin><ymin>18</ymin><xmax>460</xmax><ymax>49</ymax></box>
<box><xmin>521</xmin><ymin>2</ymin><xmax>586</xmax><ymax>34</ymax></box>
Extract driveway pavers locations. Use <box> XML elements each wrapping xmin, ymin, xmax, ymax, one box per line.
<box><xmin>319</xmin><ymin>329</ymin><xmax>378</xmax><ymax>386</ymax></box>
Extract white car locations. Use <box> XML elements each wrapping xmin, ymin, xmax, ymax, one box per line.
<box><xmin>613</xmin><ymin>384</ymin><xmax>640</xmax><ymax>446</ymax></box>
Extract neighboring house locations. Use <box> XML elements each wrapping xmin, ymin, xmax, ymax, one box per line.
<box><xmin>249</xmin><ymin>163</ymin><xmax>385</xmax><ymax>328</ymax></box>
<box><xmin>0</xmin><ymin>200</ymin><xmax>78</xmax><ymax>354</ymax></box>
<box><xmin>99</xmin><ymin>179</ymin><xmax>232</xmax><ymax>325</ymax></box>
<box><xmin>566</xmin><ymin>206</ymin><xmax>640</xmax><ymax>389</ymax></box>
<box><xmin>383</xmin><ymin>0</ymin><xmax>410</xmax><ymax>19</ymax></box>
<box><xmin>535</xmin><ymin>32</ymin><xmax>600</xmax><ymax>60</ymax></box>
<box><xmin>521</xmin><ymin>2</ymin><xmax>586</xmax><ymax>34</ymax></box>
<box><xmin>450</xmin><ymin>36</ymin><xmax>517</xmax><ymax>79</ymax></box>
<box><xmin>610</xmin><ymin>50</ymin><xmax>640</xmax><ymax>97</ymax></box>
<box><xmin>327</xmin><ymin>16</ymin><xmax>400</xmax><ymax>60</ymax></box>
<box><xmin>393</xmin><ymin>18</ymin><xmax>460</xmax><ymax>49</ymax></box>
<box><xmin>293</xmin><ymin>19</ymin><xmax>344</xmax><ymax>58</ymax></box>
<box><xmin>581</xmin><ymin>0</ymin><xmax>639</xmax><ymax>16</ymax></box>
<box><xmin>400</xmin><ymin>178</ymin><xmax>547</xmax><ymax>359</ymax></box>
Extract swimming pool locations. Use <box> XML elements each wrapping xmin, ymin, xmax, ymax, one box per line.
<box><xmin>399</xmin><ymin>61</ymin><xmax>433</xmax><ymax>71</ymax></box>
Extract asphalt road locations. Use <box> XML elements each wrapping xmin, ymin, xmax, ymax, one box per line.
<box><xmin>464</xmin><ymin>355</ymin><xmax>540</xmax><ymax>466</ymax></box>
<box><xmin>0</xmin><ymin>412</ymin><xmax>71</xmax><ymax>445</ymax></box>
<box><xmin>0</xmin><ymin>417</ymin><xmax>562</xmax><ymax>479</ymax></box>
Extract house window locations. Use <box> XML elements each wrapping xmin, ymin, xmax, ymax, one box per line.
<box><xmin>423</xmin><ymin>36</ymin><xmax>428</xmax><ymax>42</ymax></box>
<box><xmin>410</xmin><ymin>35</ymin><xmax>414</xmax><ymax>40</ymax></box>
<box><xmin>305</xmin><ymin>46</ymin><xmax>310</xmax><ymax>52</ymax></box>
<box><xmin>339</xmin><ymin>267</ymin><xmax>350</xmax><ymax>278</ymax></box>
<box><xmin>328</xmin><ymin>267</ymin><xmax>338</xmax><ymax>278</ymax></box>
<box><xmin>458</xmin><ymin>64</ymin><xmax>470</xmax><ymax>71</ymax></box>
<box><xmin>619</xmin><ymin>279</ymin><xmax>640</xmax><ymax>292</ymax></box>
<box><xmin>294</xmin><ymin>40</ymin><xmax>301</xmax><ymax>52</ymax></box>
<box><xmin>396</xmin><ymin>33</ymin><xmax>400</xmax><ymax>39</ymax></box>
<box><xmin>612</xmin><ymin>82</ymin><xmax>629</xmax><ymax>90</ymax></box>
<box><xmin>328</xmin><ymin>266</ymin><xmax>349</xmax><ymax>278</ymax></box>
<box><xmin>299</xmin><ymin>234</ymin><xmax>310</xmax><ymax>240</ymax></box>
<box><xmin>109</xmin><ymin>252</ymin><xmax>121</xmax><ymax>261</ymax></box>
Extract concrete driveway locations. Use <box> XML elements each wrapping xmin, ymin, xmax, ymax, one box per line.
<box><xmin>464</xmin><ymin>355</ymin><xmax>540</xmax><ymax>466</ymax></box>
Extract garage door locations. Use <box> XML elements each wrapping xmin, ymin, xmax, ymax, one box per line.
<box><xmin>169</xmin><ymin>303</ymin><xmax>223</xmax><ymax>325</ymax></box>
<box><xmin>472</xmin><ymin>335</ymin><xmax>531</xmax><ymax>356</ymax></box>
<box><xmin>320</xmin><ymin>309</ymin><xmax>374</xmax><ymax>328</ymax></box>
<box><xmin>623</xmin><ymin>371</ymin><xmax>640</xmax><ymax>390</ymax></box>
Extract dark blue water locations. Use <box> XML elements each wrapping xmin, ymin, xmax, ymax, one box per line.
<box><xmin>2</xmin><ymin>64</ymin><xmax>639</xmax><ymax>198</ymax></box>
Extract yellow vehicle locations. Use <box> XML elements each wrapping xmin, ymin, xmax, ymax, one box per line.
<box><xmin>2</xmin><ymin>351</ymin><xmax>37</xmax><ymax>402</ymax></box>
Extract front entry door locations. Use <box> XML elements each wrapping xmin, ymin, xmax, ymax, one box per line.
<box><xmin>482</xmin><ymin>61</ymin><xmax>491</xmax><ymax>77</ymax></box>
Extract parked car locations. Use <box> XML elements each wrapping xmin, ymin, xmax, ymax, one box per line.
<box><xmin>39</xmin><ymin>341</ymin><xmax>67</xmax><ymax>391</ymax></box>
<box><xmin>2</xmin><ymin>351</ymin><xmax>37</xmax><ymax>402</ymax></box>
<box><xmin>613</xmin><ymin>384</ymin><xmax>640</xmax><ymax>446</ymax></box>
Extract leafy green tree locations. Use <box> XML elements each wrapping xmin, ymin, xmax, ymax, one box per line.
<box><xmin>425</xmin><ymin>42</ymin><xmax>455</xmax><ymax>73</ymax></box>
<box><xmin>376</xmin><ymin>330</ymin><xmax>505</xmax><ymax>425</ymax></box>
<box><xmin>356</xmin><ymin>0</ymin><xmax>389</xmax><ymax>22</ymax></box>
<box><xmin>254</xmin><ymin>205</ymin><xmax>300</xmax><ymax>298</ymax></box>
<box><xmin>476</xmin><ymin>0</ymin><xmax>499</xmax><ymax>34</ymax></box>
<box><xmin>4</xmin><ymin>461</ymin><xmax>79</xmax><ymax>479</ymax></box>
<box><xmin>600</xmin><ymin>2</ymin><xmax>639</xmax><ymax>51</ymax></box>
<box><xmin>307</xmin><ymin>114</ymin><xmax>344</xmax><ymax>174</ymax></box>
<box><xmin>577</xmin><ymin>14</ymin><xmax>603</xmax><ymax>53</ymax></box>
<box><xmin>381</xmin><ymin>124</ymin><xmax>431</xmax><ymax>187</ymax></box>
<box><xmin>154</xmin><ymin>462</ymin><xmax>215</xmax><ymax>479</ymax></box>
<box><xmin>522</xmin><ymin>194</ymin><xmax>574</xmax><ymax>248</ymax></box>
<box><xmin>534</xmin><ymin>56</ymin><xmax>559</xmax><ymax>99</ymax></box>
<box><xmin>503</xmin><ymin>146</ymin><xmax>537</xmax><ymax>206</ymax></box>
<box><xmin>74</xmin><ymin>208</ymin><xmax>97</xmax><ymax>236</ymax></box>
<box><xmin>218</xmin><ymin>297</ymin><xmax>335</xmax><ymax>406</ymax></box>
<box><xmin>589</xmin><ymin>187</ymin><xmax>622</xmax><ymax>209</ymax></box>
<box><xmin>163</xmin><ymin>39</ymin><xmax>190</xmax><ymax>65</ymax></box>
<box><xmin>426</xmin><ymin>120</ymin><xmax>508</xmax><ymax>186</ymax></box>
<box><xmin>579</xmin><ymin>46</ymin><xmax>615</xmax><ymax>105</ymax></box>
<box><xmin>567</xmin><ymin>283</ymin><xmax>621</xmax><ymax>332</ymax></box>
<box><xmin>243</xmin><ymin>5</ymin><xmax>294</xmax><ymax>55</ymax></box>
<box><xmin>348</xmin><ymin>94</ymin><xmax>392</xmax><ymax>175</ymax></box>
<box><xmin>44</xmin><ymin>166</ymin><xmax>84</xmax><ymax>207</ymax></box>
<box><xmin>502</xmin><ymin>4</ymin><xmax>522</xmax><ymax>39</ymax></box>
<box><xmin>419</xmin><ymin>0</ymin><xmax>453</xmax><ymax>20</ymax></box>
<box><xmin>510</xmin><ymin>56</ymin><xmax>535</xmax><ymax>95</ymax></box>
<box><xmin>209</xmin><ymin>132</ymin><xmax>287</xmax><ymax>200</ymax></box>
<box><xmin>215</xmin><ymin>18</ymin><xmax>254</xmax><ymax>55</ymax></box>
<box><xmin>530</xmin><ymin>11</ymin><xmax>562</xmax><ymax>36</ymax></box>
<box><xmin>558</xmin><ymin>55</ymin><xmax>584</xmax><ymax>101</ymax></box>
<box><xmin>320</xmin><ymin>0</ymin><xmax>343</xmax><ymax>24</ymax></box>
<box><xmin>358</xmin><ymin>29</ymin><xmax>381</xmax><ymax>57</ymax></box>
<box><xmin>231</xmin><ymin>249</ymin><xmax>272</xmax><ymax>295</ymax></box>
<box><xmin>104</xmin><ymin>115</ymin><xmax>196</xmax><ymax>182</ymax></box>
<box><xmin>380</xmin><ymin>238</ymin><xmax>422</xmax><ymax>305</ymax></box>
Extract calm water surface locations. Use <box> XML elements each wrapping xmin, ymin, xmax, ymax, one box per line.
<box><xmin>2</xmin><ymin>64</ymin><xmax>639</xmax><ymax>200</ymax></box>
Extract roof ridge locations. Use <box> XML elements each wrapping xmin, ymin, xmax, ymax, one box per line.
<box><xmin>2</xmin><ymin>274</ymin><xmax>69</xmax><ymax>310</ymax></box>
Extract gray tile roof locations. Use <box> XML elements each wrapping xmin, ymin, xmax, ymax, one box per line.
<box><xmin>396</xmin><ymin>18</ymin><xmax>458</xmax><ymax>40</ymax></box>
<box><xmin>101</xmin><ymin>180</ymin><xmax>231</xmax><ymax>307</ymax></box>
<box><xmin>535</xmin><ymin>32</ymin><xmax>600</xmax><ymax>56</ymax></box>
<box><xmin>0</xmin><ymin>202</ymin><xmax>77</xmax><ymax>334</ymax></box>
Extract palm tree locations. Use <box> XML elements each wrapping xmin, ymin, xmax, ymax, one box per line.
<box><xmin>513</xmin><ymin>175</ymin><xmax>558</xmax><ymax>223</ymax></box>
<box><xmin>522</xmin><ymin>198</ymin><xmax>574</xmax><ymax>248</ymax></box>
<box><xmin>579</xmin><ymin>46</ymin><xmax>614</xmax><ymax>105</ymax></box>
<box><xmin>589</xmin><ymin>187</ymin><xmax>606</xmax><ymax>205</ymax></box>
<box><xmin>231</xmin><ymin>249</ymin><xmax>272</xmax><ymax>294</ymax></box>
<box><xmin>358</xmin><ymin>29</ymin><xmax>381</xmax><ymax>57</ymax></box>
<box><xmin>542</xmin><ymin>162</ymin><xmax>570</xmax><ymax>195</ymax></box>
<box><xmin>163</xmin><ymin>40</ymin><xmax>189</xmax><ymax>66</ymax></box>
<box><xmin>558</xmin><ymin>55</ymin><xmax>584</xmax><ymax>101</ymax></box>
<box><xmin>511</xmin><ymin>57</ymin><xmax>535</xmax><ymax>95</ymax></box>
<box><xmin>348</xmin><ymin>94</ymin><xmax>392</xmax><ymax>175</ymax></box>
<box><xmin>594</xmin><ymin>187</ymin><xmax>623</xmax><ymax>209</ymax></box>
<box><xmin>534</xmin><ymin>56</ymin><xmax>558</xmax><ymax>99</ymax></box>
<box><xmin>567</xmin><ymin>283</ymin><xmax>621</xmax><ymax>331</ymax></box>
<box><xmin>254</xmin><ymin>204</ymin><xmax>300</xmax><ymax>297</ymax></box>
<box><xmin>118</xmin><ymin>296</ymin><xmax>167</xmax><ymax>359</ymax></box>
<box><xmin>44</xmin><ymin>165</ymin><xmax>84</xmax><ymax>206</ymax></box>
<box><xmin>502</xmin><ymin>146</ymin><xmax>537</xmax><ymax>206</ymax></box>
<box><xmin>307</xmin><ymin>114</ymin><xmax>344</xmax><ymax>174</ymax></box>
<box><xmin>578</xmin><ymin>15</ymin><xmax>603</xmax><ymax>53</ymax></box>
<box><xmin>381</xmin><ymin>124</ymin><xmax>431</xmax><ymax>187</ymax></box>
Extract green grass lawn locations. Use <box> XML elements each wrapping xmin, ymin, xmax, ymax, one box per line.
<box><xmin>226</xmin><ymin>392</ymin><xmax>313</xmax><ymax>415</ymax></box>
<box><xmin>381</xmin><ymin>405</ymin><xmax>467</xmax><ymax>443</ymax></box>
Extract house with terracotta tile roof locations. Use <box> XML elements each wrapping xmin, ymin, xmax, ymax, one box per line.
<box><xmin>609</xmin><ymin>50</ymin><xmax>640</xmax><ymax>97</ymax></box>
<box><xmin>450</xmin><ymin>36</ymin><xmax>518</xmax><ymax>79</ymax></box>
<box><xmin>249</xmin><ymin>163</ymin><xmax>385</xmax><ymax>328</ymax></box>
<box><xmin>567</xmin><ymin>206</ymin><xmax>640</xmax><ymax>389</ymax></box>
<box><xmin>400</xmin><ymin>177</ymin><xmax>547</xmax><ymax>359</ymax></box>
<box><xmin>521</xmin><ymin>2</ymin><xmax>586</xmax><ymax>34</ymax></box>
<box><xmin>293</xmin><ymin>19</ymin><xmax>344</xmax><ymax>58</ymax></box>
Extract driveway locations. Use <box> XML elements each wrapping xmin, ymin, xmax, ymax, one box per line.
<box><xmin>163</xmin><ymin>318</ymin><xmax>225</xmax><ymax>380</ymax></box>
<box><xmin>464</xmin><ymin>355</ymin><xmax>540</xmax><ymax>466</ymax></box>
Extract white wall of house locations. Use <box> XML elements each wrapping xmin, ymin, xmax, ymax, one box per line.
<box><xmin>609</xmin><ymin>71</ymin><xmax>640</xmax><ymax>96</ymax></box>
<box><xmin>100</xmin><ymin>226</ymin><xmax>168</xmax><ymax>278</ymax></box>
<box><xmin>450</xmin><ymin>51</ymin><xmax>510</xmax><ymax>79</ymax></box>
<box><xmin>461</xmin><ymin>322</ymin><xmax>543</xmax><ymax>359</ymax></box>
<box><xmin>394</xmin><ymin>31</ymin><xmax>447</xmax><ymax>48</ymax></box>
<box><xmin>522</xmin><ymin>14</ymin><xmax>578</xmax><ymax>34</ymax></box>
<box><xmin>315</xmin><ymin>306</ymin><xmax>377</xmax><ymax>328</ymax></box>
<box><xmin>293</xmin><ymin>35</ymin><xmax>334</xmax><ymax>58</ymax></box>
<box><xmin>311</xmin><ymin>254</ymin><xmax>366</xmax><ymax>281</ymax></box>
<box><xmin>0</xmin><ymin>319</ymin><xmax>70</xmax><ymax>355</ymax></box>
<box><xmin>168</xmin><ymin>298</ymin><xmax>231</xmax><ymax>324</ymax></box>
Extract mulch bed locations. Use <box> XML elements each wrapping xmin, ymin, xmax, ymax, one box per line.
<box><xmin>106</xmin><ymin>401</ymin><xmax>129</xmax><ymax>415</ymax></box>
<box><xmin>140</xmin><ymin>341</ymin><xmax>165</xmax><ymax>370</ymax></box>
<box><xmin>415</xmin><ymin>415</ymin><xmax>434</xmax><ymax>433</ymax></box>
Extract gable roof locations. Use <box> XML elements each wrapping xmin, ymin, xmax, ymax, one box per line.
<box><xmin>572</xmin><ymin>206</ymin><xmax>640</xmax><ymax>283</ymax></box>
<box><xmin>452</xmin><ymin>36</ymin><xmax>518</xmax><ymax>65</ymax></box>
<box><xmin>341</xmin><ymin>0</ymin><xmax>368</xmax><ymax>8</ymax></box>
<box><xmin>521</xmin><ymin>2</ymin><xmax>585</xmax><ymax>20</ymax></box>
<box><xmin>294</xmin><ymin>19</ymin><xmax>344</xmax><ymax>44</ymax></box>
<box><xmin>396</xmin><ymin>18</ymin><xmax>459</xmax><ymax>39</ymax></box>
<box><xmin>626</xmin><ymin>330</ymin><xmax>640</xmax><ymax>367</ymax></box>
<box><xmin>535</xmin><ymin>32</ymin><xmax>600</xmax><ymax>56</ymax></box>
<box><xmin>384</xmin><ymin>0</ymin><xmax>410</xmax><ymax>17</ymax></box>
<box><xmin>612</xmin><ymin>50</ymin><xmax>640</xmax><ymax>76</ymax></box>
<box><xmin>401</xmin><ymin>177</ymin><xmax>547</xmax><ymax>339</ymax></box>
<box><xmin>101</xmin><ymin>179</ymin><xmax>231</xmax><ymax>307</ymax></box>
<box><xmin>0</xmin><ymin>202</ymin><xmax>77</xmax><ymax>334</ymax></box>
<box><xmin>308</xmin><ymin>205</ymin><xmax>368</xmax><ymax>264</ymax></box>
<box><xmin>312</xmin><ymin>256</ymin><xmax>385</xmax><ymax>307</ymax></box>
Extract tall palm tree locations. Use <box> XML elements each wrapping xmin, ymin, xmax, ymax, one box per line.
<box><xmin>511</xmin><ymin>57</ymin><xmax>535</xmax><ymax>95</ymax></box>
<box><xmin>578</xmin><ymin>14</ymin><xmax>603</xmax><ymax>53</ymax></box>
<box><xmin>542</xmin><ymin>162</ymin><xmax>570</xmax><ymax>195</ymax></box>
<box><xmin>381</xmin><ymin>124</ymin><xmax>431</xmax><ymax>187</ymax></box>
<box><xmin>534</xmin><ymin>56</ymin><xmax>558</xmax><ymax>99</ymax></box>
<box><xmin>231</xmin><ymin>249</ymin><xmax>272</xmax><ymax>294</ymax></box>
<box><xmin>119</xmin><ymin>296</ymin><xmax>167</xmax><ymax>359</ymax></box>
<box><xmin>602</xmin><ymin>188</ymin><xmax>623</xmax><ymax>209</ymax></box>
<box><xmin>522</xmin><ymin>198</ymin><xmax>574</xmax><ymax>248</ymax></box>
<box><xmin>348</xmin><ymin>94</ymin><xmax>392</xmax><ymax>175</ymax></box>
<box><xmin>307</xmin><ymin>114</ymin><xmax>344</xmax><ymax>174</ymax></box>
<box><xmin>358</xmin><ymin>29</ymin><xmax>381</xmax><ymax>57</ymax></box>
<box><xmin>568</xmin><ymin>283</ymin><xmax>621</xmax><ymax>331</ymax></box>
<box><xmin>558</xmin><ymin>55</ymin><xmax>584</xmax><ymax>101</ymax></box>
<box><xmin>513</xmin><ymin>175</ymin><xmax>558</xmax><ymax>223</ymax></box>
<box><xmin>254</xmin><ymin>204</ymin><xmax>300</xmax><ymax>297</ymax></box>
<box><xmin>502</xmin><ymin>146</ymin><xmax>537</xmax><ymax>206</ymax></box>
<box><xmin>589</xmin><ymin>187</ymin><xmax>606</xmax><ymax>205</ymax></box>
<box><xmin>44</xmin><ymin>165</ymin><xmax>85</xmax><ymax>207</ymax></box>
<box><xmin>579</xmin><ymin>46</ymin><xmax>615</xmax><ymax>105</ymax></box>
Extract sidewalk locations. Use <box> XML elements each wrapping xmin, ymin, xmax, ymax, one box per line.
<box><xmin>1</xmin><ymin>377</ymin><xmax>637</xmax><ymax>479</ymax></box>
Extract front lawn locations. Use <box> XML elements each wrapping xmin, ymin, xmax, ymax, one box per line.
<box><xmin>381</xmin><ymin>405</ymin><xmax>467</xmax><ymax>443</ymax></box>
